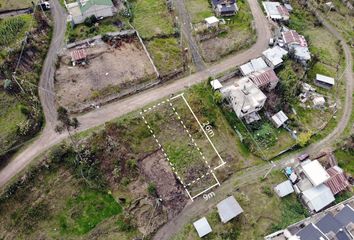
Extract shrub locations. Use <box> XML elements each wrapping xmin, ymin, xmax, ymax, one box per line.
<box><xmin>147</xmin><ymin>182</ymin><xmax>157</xmax><ymax>197</ymax></box>
<box><xmin>84</xmin><ymin>15</ymin><xmax>97</xmax><ymax>27</ymax></box>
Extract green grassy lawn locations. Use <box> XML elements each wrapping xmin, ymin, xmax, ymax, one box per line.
<box><xmin>0</xmin><ymin>92</ymin><xmax>27</xmax><ymax>153</ymax></box>
<box><xmin>172</xmin><ymin>171</ymin><xmax>308</xmax><ymax>240</ymax></box>
<box><xmin>334</xmin><ymin>149</ymin><xmax>354</xmax><ymax>176</ymax></box>
<box><xmin>66</xmin><ymin>15</ymin><xmax>129</xmax><ymax>42</ymax></box>
<box><xmin>0</xmin><ymin>0</ymin><xmax>32</xmax><ymax>10</ymax></box>
<box><xmin>146</xmin><ymin>37</ymin><xmax>183</xmax><ymax>76</ymax></box>
<box><xmin>131</xmin><ymin>0</ymin><xmax>175</xmax><ymax>39</ymax></box>
<box><xmin>185</xmin><ymin>0</ymin><xmax>213</xmax><ymax>24</ymax></box>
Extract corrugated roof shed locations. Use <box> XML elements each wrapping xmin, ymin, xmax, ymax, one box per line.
<box><xmin>271</xmin><ymin>110</ymin><xmax>288</xmax><ymax>128</ymax></box>
<box><xmin>316</xmin><ymin>74</ymin><xmax>335</xmax><ymax>85</ymax></box>
<box><xmin>274</xmin><ymin>180</ymin><xmax>294</xmax><ymax>197</ymax></box>
<box><xmin>193</xmin><ymin>217</ymin><xmax>212</xmax><ymax>238</ymax></box>
<box><xmin>71</xmin><ymin>49</ymin><xmax>87</xmax><ymax>62</ymax></box>
<box><xmin>217</xmin><ymin>196</ymin><xmax>243</xmax><ymax>223</ymax></box>
<box><xmin>325</xmin><ymin>166</ymin><xmax>349</xmax><ymax>195</ymax></box>
<box><xmin>249</xmin><ymin>68</ymin><xmax>279</xmax><ymax>88</ymax></box>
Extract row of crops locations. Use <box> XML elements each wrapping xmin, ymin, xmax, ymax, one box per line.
<box><xmin>0</xmin><ymin>15</ymin><xmax>32</xmax><ymax>48</ymax></box>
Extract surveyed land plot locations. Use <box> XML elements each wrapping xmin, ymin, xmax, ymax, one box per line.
<box><xmin>140</xmin><ymin>93</ymin><xmax>225</xmax><ymax>200</ymax></box>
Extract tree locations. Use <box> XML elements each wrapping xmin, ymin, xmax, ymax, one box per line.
<box><xmin>213</xmin><ymin>91</ymin><xmax>223</xmax><ymax>104</ymax></box>
<box><xmin>4</xmin><ymin>79</ymin><xmax>20</xmax><ymax>94</ymax></box>
<box><xmin>297</xmin><ymin>130</ymin><xmax>312</xmax><ymax>147</ymax></box>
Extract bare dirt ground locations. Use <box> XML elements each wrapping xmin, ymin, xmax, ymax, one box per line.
<box><xmin>55</xmin><ymin>39</ymin><xmax>155</xmax><ymax>110</ymax></box>
<box><xmin>127</xmin><ymin>151</ymin><xmax>188</xmax><ymax>236</ymax></box>
<box><xmin>200</xmin><ymin>30</ymin><xmax>254</xmax><ymax>62</ymax></box>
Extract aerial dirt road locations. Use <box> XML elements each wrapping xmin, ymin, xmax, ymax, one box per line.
<box><xmin>0</xmin><ymin>0</ymin><xmax>271</xmax><ymax>188</ymax></box>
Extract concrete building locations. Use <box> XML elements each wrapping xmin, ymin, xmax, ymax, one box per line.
<box><xmin>66</xmin><ymin>0</ymin><xmax>114</xmax><ymax>25</ymax></box>
<box><xmin>262</xmin><ymin>46</ymin><xmax>288</xmax><ymax>69</ymax></box>
<box><xmin>221</xmin><ymin>77</ymin><xmax>267</xmax><ymax>123</ymax></box>
<box><xmin>262</xmin><ymin>1</ymin><xmax>290</xmax><ymax>21</ymax></box>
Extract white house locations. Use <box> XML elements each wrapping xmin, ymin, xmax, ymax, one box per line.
<box><xmin>66</xmin><ymin>0</ymin><xmax>114</xmax><ymax>25</ymax></box>
<box><xmin>302</xmin><ymin>184</ymin><xmax>335</xmax><ymax>212</ymax></box>
<box><xmin>262</xmin><ymin>46</ymin><xmax>288</xmax><ymax>69</ymax></box>
<box><xmin>216</xmin><ymin>196</ymin><xmax>243</xmax><ymax>223</ymax></box>
<box><xmin>221</xmin><ymin>77</ymin><xmax>267</xmax><ymax>123</ymax></box>
<box><xmin>274</xmin><ymin>180</ymin><xmax>294</xmax><ymax>197</ymax></box>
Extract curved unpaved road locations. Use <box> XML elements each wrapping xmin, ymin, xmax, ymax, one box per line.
<box><xmin>152</xmin><ymin>6</ymin><xmax>353</xmax><ymax>240</ymax></box>
<box><xmin>0</xmin><ymin>0</ymin><xmax>271</xmax><ymax>188</ymax></box>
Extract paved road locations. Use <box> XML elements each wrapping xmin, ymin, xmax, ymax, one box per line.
<box><xmin>152</xmin><ymin>5</ymin><xmax>354</xmax><ymax>239</ymax></box>
<box><xmin>173</xmin><ymin>0</ymin><xmax>206</xmax><ymax>71</ymax></box>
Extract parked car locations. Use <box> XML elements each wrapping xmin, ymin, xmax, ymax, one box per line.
<box><xmin>296</xmin><ymin>153</ymin><xmax>309</xmax><ymax>162</ymax></box>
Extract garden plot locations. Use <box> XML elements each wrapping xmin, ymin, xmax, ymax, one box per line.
<box><xmin>140</xmin><ymin>93</ymin><xmax>225</xmax><ymax>200</ymax></box>
<box><xmin>55</xmin><ymin>38</ymin><xmax>156</xmax><ymax>111</ymax></box>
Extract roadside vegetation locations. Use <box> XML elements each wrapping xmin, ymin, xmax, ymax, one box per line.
<box><xmin>172</xmin><ymin>171</ymin><xmax>308</xmax><ymax>240</ymax></box>
<box><xmin>0</xmin><ymin>0</ymin><xmax>32</xmax><ymax>11</ymax></box>
<box><xmin>0</xmin><ymin>12</ymin><xmax>51</xmax><ymax>164</ymax></box>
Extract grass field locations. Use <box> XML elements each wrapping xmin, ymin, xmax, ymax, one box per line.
<box><xmin>185</xmin><ymin>0</ymin><xmax>213</xmax><ymax>24</ymax></box>
<box><xmin>0</xmin><ymin>92</ymin><xmax>27</xmax><ymax>154</ymax></box>
<box><xmin>171</xmin><ymin>171</ymin><xmax>308</xmax><ymax>240</ymax></box>
<box><xmin>146</xmin><ymin>37</ymin><xmax>183</xmax><ymax>76</ymax></box>
<box><xmin>0</xmin><ymin>0</ymin><xmax>32</xmax><ymax>10</ymax></box>
<box><xmin>131</xmin><ymin>0</ymin><xmax>175</xmax><ymax>39</ymax></box>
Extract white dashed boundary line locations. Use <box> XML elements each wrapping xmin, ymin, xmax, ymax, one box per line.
<box><xmin>140</xmin><ymin>93</ymin><xmax>226</xmax><ymax>200</ymax></box>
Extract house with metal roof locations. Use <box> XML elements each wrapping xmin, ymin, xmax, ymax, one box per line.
<box><xmin>325</xmin><ymin>166</ymin><xmax>350</xmax><ymax>195</ymax></box>
<box><xmin>240</xmin><ymin>57</ymin><xmax>268</xmax><ymax>76</ymax></box>
<box><xmin>193</xmin><ymin>217</ymin><xmax>212</xmax><ymax>238</ymax></box>
<box><xmin>301</xmin><ymin>160</ymin><xmax>331</xmax><ymax>187</ymax></box>
<box><xmin>217</xmin><ymin>196</ymin><xmax>243</xmax><ymax>223</ymax></box>
<box><xmin>262</xmin><ymin>46</ymin><xmax>288</xmax><ymax>69</ymax></box>
<box><xmin>66</xmin><ymin>0</ymin><xmax>114</xmax><ymax>25</ymax></box>
<box><xmin>211</xmin><ymin>0</ymin><xmax>238</xmax><ymax>16</ymax></box>
<box><xmin>205</xmin><ymin>16</ymin><xmax>220</xmax><ymax>28</ymax></box>
<box><xmin>281</xmin><ymin>29</ymin><xmax>311</xmax><ymax>64</ymax></box>
<box><xmin>274</xmin><ymin>180</ymin><xmax>294</xmax><ymax>197</ymax></box>
<box><xmin>302</xmin><ymin>184</ymin><xmax>335</xmax><ymax>212</ymax></box>
<box><xmin>249</xmin><ymin>67</ymin><xmax>279</xmax><ymax>90</ymax></box>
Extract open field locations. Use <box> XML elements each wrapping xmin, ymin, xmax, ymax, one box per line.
<box><xmin>146</xmin><ymin>37</ymin><xmax>184</xmax><ymax>76</ymax></box>
<box><xmin>131</xmin><ymin>0</ymin><xmax>175</xmax><ymax>39</ymax></box>
<box><xmin>171</xmin><ymin>171</ymin><xmax>308</xmax><ymax>240</ymax></box>
<box><xmin>185</xmin><ymin>0</ymin><xmax>212</xmax><ymax>24</ymax></box>
<box><xmin>55</xmin><ymin>38</ymin><xmax>156</xmax><ymax>111</ymax></box>
<box><xmin>196</xmin><ymin>0</ymin><xmax>256</xmax><ymax>62</ymax></box>
<box><xmin>0</xmin><ymin>0</ymin><xmax>32</xmax><ymax>11</ymax></box>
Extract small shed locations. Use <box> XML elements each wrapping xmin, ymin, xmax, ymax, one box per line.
<box><xmin>271</xmin><ymin>110</ymin><xmax>288</xmax><ymax>128</ymax></box>
<box><xmin>315</xmin><ymin>74</ymin><xmax>335</xmax><ymax>89</ymax></box>
<box><xmin>210</xmin><ymin>79</ymin><xmax>223</xmax><ymax>90</ymax></box>
<box><xmin>205</xmin><ymin>16</ymin><xmax>219</xmax><ymax>28</ymax></box>
<box><xmin>313</xmin><ymin>96</ymin><xmax>325</xmax><ymax>108</ymax></box>
<box><xmin>217</xmin><ymin>196</ymin><xmax>243</xmax><ymax>223</ymax></box>
<box><xmin>70</xmin><ymin>48</ymin><xmax>87</xmax><ymax>65</ymax></box>
<box><xmin>274</xmin><ymin>180</ymin><xmax>294</xmax><ymax>197</ymax></box>
<box><xmin>193</xmin><ymin>217</ymin><xmax>212</xmax><ymax>238</ymax></box>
